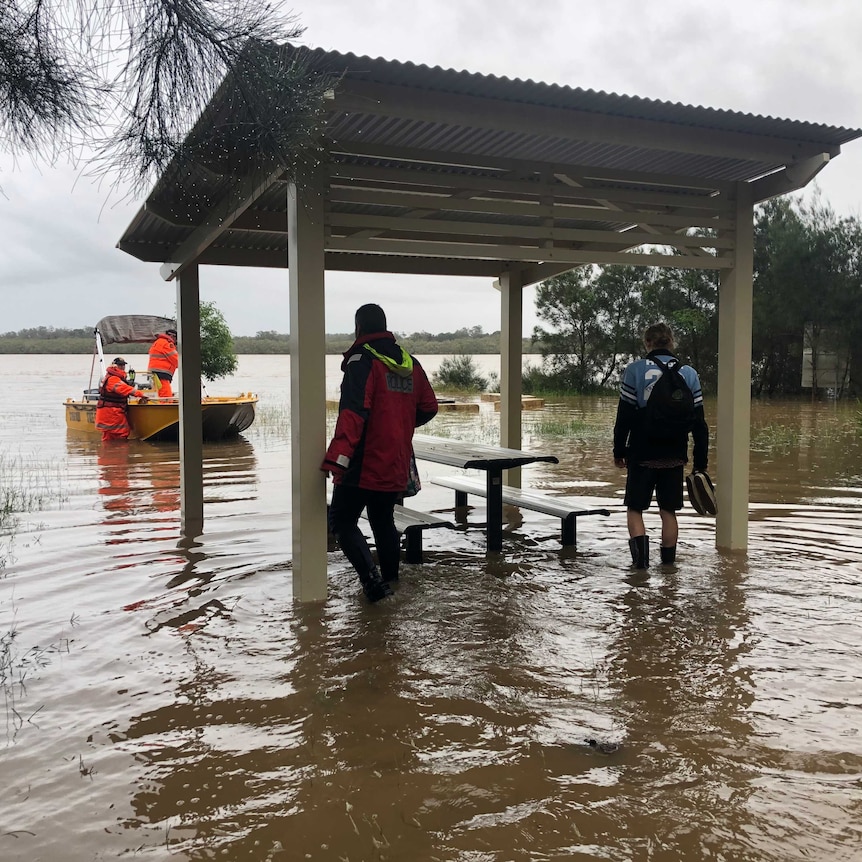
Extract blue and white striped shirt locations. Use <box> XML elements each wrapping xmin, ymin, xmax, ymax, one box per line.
<box><xmin>613</xmin><ymin>349</ymin><xmax>709</xmax><ymax>470</ymax></box>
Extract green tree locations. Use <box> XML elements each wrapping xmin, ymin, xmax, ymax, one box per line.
<box><xmin>2</xmin><ymin>3</ymin><xmax>332</xmax><ymax>194</ymax></box>
<box><xmin>752</xmin><ymin>194</ymin><xmax>862</xmax><ymax>396</ymax></box>
<box><xmin>799</xmin><ymin>197</ymin><xmax>860</xmax><ymax>397</ymax></box>
<box><xmin>592</xmin><ymin>264</ymin><xmax>656</xmax><ymax>383</ymax></box>
<box><xmin>751</xmin><ymin>197</ymin><xmax>808</xmax><ymax>394</ymax></box>
<box><xmin>843</xmin><ymin>218</ymin><xmax>862</xmax><ymax>396</ymax></box>
<box><xmin>641</xmin><ymin>260</ymin><xmax>719</xmax><ymax>391</ymax></box>
<box><xmin>198</xmin><ymin>302</ymin><xmax>238</xmax><ymax>381</ymax></box>
<box><xmin>531</xmin><ymin>265</ymin><xmax>645</xmax><ymax>392</ymax></box>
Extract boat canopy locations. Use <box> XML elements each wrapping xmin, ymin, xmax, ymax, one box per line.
<box><xmin>95</xmin><ymin>315</ymin><xmax>176</xmax><ymax>345</ymax></box>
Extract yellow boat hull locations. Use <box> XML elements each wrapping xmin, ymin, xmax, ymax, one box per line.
<box><xmin>64</xmin><ymin>394</ymin><xmax>258</xmax><ymax>441</ymax></box>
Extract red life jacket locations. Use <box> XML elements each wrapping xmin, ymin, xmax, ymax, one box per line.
<box><xmin>97</xmin><ymin>366</ymin><xmax>137</xmax><ymax>407</ymax></box>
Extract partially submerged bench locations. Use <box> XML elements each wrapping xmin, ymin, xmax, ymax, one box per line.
<box><xmin>431</xmin><ymin>476</ymin><xmax>611</xmax><ymax>548</ymax></box>
<box><xmin>363</xmin><ymin>504</ymin><xmax>456</xmax><ymax>563</ymax></box>
<box><xmin>412</xmin><ymin>434</ymin><xmax>559</xmax><ymax>552</ymax></box>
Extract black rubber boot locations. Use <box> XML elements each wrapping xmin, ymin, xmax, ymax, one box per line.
<box><xmin>629</xmin><ymin>535</ymin><xmax>649</xmax><ymax>569</ymax></box>
<box><xmin>360</xmin><ymin>565</ymin><xmax>393</xmax><ymax>603</ymax></box>
<box><xmin>660</xmin><ymin>544</ymin><xmax>677</xmax><ymax>564</ymax></box>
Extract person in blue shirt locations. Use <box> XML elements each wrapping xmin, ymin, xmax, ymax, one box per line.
<box><xmin>613</xmin><ymin>322</ymin><xmax>709</xmax><ymax>568</ymax></box>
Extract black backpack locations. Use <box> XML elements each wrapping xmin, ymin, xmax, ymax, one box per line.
<box><xmin>642</xmin><ymin>357</ymin><xmax>695</xmax><ymax>441</ymax></box>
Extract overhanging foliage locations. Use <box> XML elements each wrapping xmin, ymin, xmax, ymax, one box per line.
<box><xmin>1</xmin><ymin>3</ymin><xmax>335</xmax><ymax>196</ymax></box>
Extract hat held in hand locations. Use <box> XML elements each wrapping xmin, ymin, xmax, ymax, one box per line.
<box><xmin>686</xmin><ymin>470</ymin><xmax>717</xmax><ymax>516</ymax></box>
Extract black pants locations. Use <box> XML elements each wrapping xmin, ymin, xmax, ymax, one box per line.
<box><xmin>329</xmin><ymin>484</ymin><xmax>401</xmax><ymax>581</ymax></box>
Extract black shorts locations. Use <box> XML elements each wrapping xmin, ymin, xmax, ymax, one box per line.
<box><xmin>624</xmin><ymin>463</ymin><xmax>684</xmax><ymax>512</ymax></box>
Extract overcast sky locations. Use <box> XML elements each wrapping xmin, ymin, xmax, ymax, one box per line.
<box><xmin>2</xmin><ymin>0</ymin><xmax>862</xmax><ymax>337</ymax></box>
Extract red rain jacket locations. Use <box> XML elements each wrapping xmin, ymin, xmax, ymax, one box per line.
<box><xmin>322</xmin><ymin>332</ymin><xmax>438</xmax><ymax>492</ymax></box>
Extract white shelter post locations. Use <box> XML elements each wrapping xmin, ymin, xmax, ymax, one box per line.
<box><xmin>288</xmin><ymin>177</ymin><xmax>328</xmax><ymax>601</ymax></box>
<box><xmin>715</xmin><ymin>183</ymin><xmax>754</xmax><ymax>551</ymax></box>
<box><xmin>499</xmin><ymin>270</ymin><xmax>524</xmax><ymax>487</ymax></box>
<box><xmin>176</xmin><ymin>264</ymin><xmax>204</xmax><ymax>537</ymax></box>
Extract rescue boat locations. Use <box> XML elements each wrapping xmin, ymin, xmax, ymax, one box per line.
<box><xmin>64</xmin><ymin>314</ymin><xmax>257</xmax><ymax>442</ymax></box>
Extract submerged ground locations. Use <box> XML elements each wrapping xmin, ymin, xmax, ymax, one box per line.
<box><xmin>2</xmin><ymin>355</ymin><xmax>861</xmax><ymax>861</ymax></box>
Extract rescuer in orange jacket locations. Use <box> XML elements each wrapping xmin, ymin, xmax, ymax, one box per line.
<box><xmin>147</xmin><ymin>328</ymin><xmax>179</xmax><ymax>396</ymax></box>
<box><xmin>95</xmin><ymin>358</ymin><xmax>148</xmax><ymax>441</ymax></box>
<box><xmin>322</xmin><ymin>303</ymin><xmax>438</xmax><ymax>602</ymax></box>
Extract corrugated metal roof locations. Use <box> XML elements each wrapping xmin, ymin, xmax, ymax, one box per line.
<box><xmin>118</xmin><ymin>44</ymin><xmax>862</xmax><ymax>276</ymax></box>
<box><xmin>301</xmin><ymin>47</ymin><xmax>860</xmax><ymax>145</ymax></box>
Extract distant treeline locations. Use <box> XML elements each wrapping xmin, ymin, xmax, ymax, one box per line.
<box><xmin>236</xmin><ymin>328</ymin><xmax>535</xmax><ymax>354</ymax></box>
<box><xmin>0</xmin><ymin>325</ymin><xmax>535</xmax><ymax>355</ymax></box>
<box><xmin>0</xmin><ymin>326</ymin><xmax>149</xmax><ymax>354</ymax></box>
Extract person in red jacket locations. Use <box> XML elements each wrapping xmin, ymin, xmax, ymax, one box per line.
<box><xmin>95</xmin><ymin>357</ymin><xmax>148</xmax><ymax>441</ymax></box>
<box><xmin>147</xmin><ymin>328</ymin><xmax>179</xmax><ymax>397</ymax></box>
<box><xmin>322</xmin><ymin>304</ymin><xmax>438</xmax><ymax>602</ymax></box>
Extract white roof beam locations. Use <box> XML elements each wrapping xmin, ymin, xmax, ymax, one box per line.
<box><xmin>329</xmin><ymin>140</ymin><xmax>736</xmax><ymax>196</ymax></box>
<box><xmin>344</xmin><ymin>187</ymin><xmax>481</xmax><ymax>242</ymax></box>
<box><xmin>329</xmin><ymin>164</ymin><xmax>732</xmax><ymax>212</ymax></box>
<box><xmin>122</xmin><ymin>242</ymin><xmax>502</xmax><ymax>275</ymax></box>
<box><xmin>327</xmin><ymin>187</ymin><xmax>735</xmax><ymax>229</ymax></box>
<box><xmin>551</xmin><ymin>171</ymin><xmax>721</xmax><ymax>259</ymax></box>
<box><xmin>328</xmin><ymin>213</ymin><xmax>734</xmax><ymax>250</ymax></box>
<box><xmin>749</xmin><ymin>153</ymin><xmax>831</xmax><ymax>203</ymax></box>
<box><xmin>328</xmin><ymin>236</ymin><xmax>731</xmax><ymax>269</ymax></box>
<box><xmin>517</xmin><ymin>262</ymin><xmax>585</xmax><ymax>286</ymax></box>
<box><xmin>325</xmin><ymin>254</ymin><xmax>499</xmax><ymax>276</ymax></box>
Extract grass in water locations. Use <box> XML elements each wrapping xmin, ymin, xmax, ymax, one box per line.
<box><xmin>249</xmin><ymin>403</ymin><xmax>291</xmax><ymax>432</ymax></box>
<box><xmin>426</xmin><ymin>413</ymin><xmax>500</xmax><ymax>444</ymax></box>
<box><xmin>750</xmin><ymin>424</ymin><xmax>800</xmax><ymax>453</ymax></box>
<box><xmin>0</xmin><ymin>453</ymin><xmax>69</xmax><ymax>532</ymax></box>
<box><xmin>527</xmin><ymin>416</ymin><xmax>590</xmax><ymax>437</ymax></box>
<box><xmin>750</xmin><ymin>418</ymin><xmax>858</xmax><ymax>453</ymax></box>
<box><xmin>1</xmin><ymin>606</ymin><xmax>74</xmax><ymax>739</ymax></box>
<box><xmin>1</xmin><ymin>452</ymin><xmax>69</xmax><ymax>574</ymax></box>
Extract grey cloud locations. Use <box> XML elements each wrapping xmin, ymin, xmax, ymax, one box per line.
<box><xmin>2</xmin><ymin>0</ymin><xmax>862</xmax><ymax>335</ymax></box>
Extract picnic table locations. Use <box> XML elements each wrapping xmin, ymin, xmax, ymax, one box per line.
<box><xmin>411</xmin><ymin>433</ymin><xmax>559</xmax><ymax>551</ymax></box>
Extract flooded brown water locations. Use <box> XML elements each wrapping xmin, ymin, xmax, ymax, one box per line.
<box><xmin>2</xmin><ymin>354</ymin><xmax>862</xmax><ymax>862</ymax></box>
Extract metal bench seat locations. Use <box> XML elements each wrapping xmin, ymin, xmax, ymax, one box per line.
<box><xmin>363</xmin><ymin>504</ymin><xmax>455</xmax><ymax>564</ymax></box>
<box><xmin>431</xmin><ymin>475</ymin><xmax>611</xmax><ymax>548</ymax></box>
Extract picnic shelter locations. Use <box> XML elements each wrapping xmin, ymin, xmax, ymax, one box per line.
<box><xmin>117</xmin><ymin>43</ymin><xmax>862</xmax><ymax>600</ymax></box>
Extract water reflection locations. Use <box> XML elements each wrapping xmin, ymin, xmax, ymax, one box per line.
<box><xmin>97</xmin><ymin>441</ymin><xmax>180</xmax><ymax>529</ymax></box>
<box><xmin>91</xmin><ymin>436</ymin><xmax>260</xmax><ymax>524</ymax></box>
<box><xmin>601</xmin><ymin>561</ymin><xmax>756</xmax><ymax>856</ymax></box>
<box><xmin>102</xmin><ymin>436</ymin><xmax>862</xmax><ymax>861</ymax></box>
<box><xmin>84</xmin><ymin>435</ymin><xmax>262</xmax><ymax>634</ymax></box>
<box><xmin>5</xmin><ymin>362</ymin><xmax>862</xmax><ymax>861</ymax></box>
<box><xmin>113</xmin><ymin>548</ymin><xmax>761</xmax><ymax>859</ymax></box>
<box><xmin>109</xmin><ymin>531</ymin><xmax>862</xmax><ymax>859</ymax></box>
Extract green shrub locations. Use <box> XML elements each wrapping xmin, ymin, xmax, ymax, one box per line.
<box><xmin>432</xmin><ymin>355</ymin><xmax>489</xmax><ymax>391</ymax></box>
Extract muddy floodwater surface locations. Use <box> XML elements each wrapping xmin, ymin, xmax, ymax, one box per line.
<box><xmin>2</xmin><ymin>354</ymin><xmax>861</xmax><ymax>861</ymax></box>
